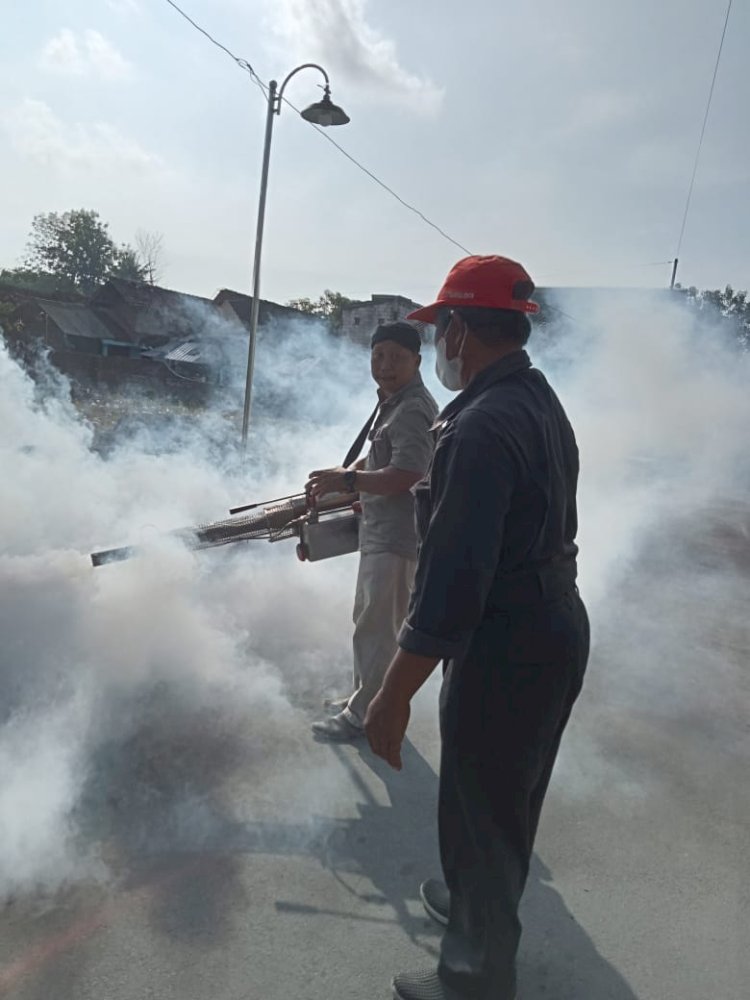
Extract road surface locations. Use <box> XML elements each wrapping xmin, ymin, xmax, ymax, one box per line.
<box><xmin>1</xmin><ymin>503</ymin><xmax>747</xmax><ymax>999</ymax></box>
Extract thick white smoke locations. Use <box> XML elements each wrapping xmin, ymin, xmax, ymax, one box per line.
<box><xmin>0</xmin><ymin>320</ymin><xmax>381</xmax><ymax>899</ymax></box>
<box><xmin>533</xmin><ymin>291</ymin><xmax>750</xmax><ymax>805</ymax></box>
<box><xmin>0</xmin><ymin>292</ymin><xmax>747</xmax><ymax>903</ymax></box>
<box><xmin>541</xmin><ymin>290</ymin><xmax>749</xmax><ymax>603</ymax></box>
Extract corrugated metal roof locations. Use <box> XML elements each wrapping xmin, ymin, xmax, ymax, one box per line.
<box><xmin>93</xmin><ymin>278</ymin><xmax>213</xmax><ymax>310</ymax></box>
<box><xmin>36</xmin><ymin>300</ymin><xmax>114</xmax><ymax>341</ymax></box>
<box><xmin>214</xmin><ymin>289</ymin><xmax>317</xmax><ymax>326</ymax></box>
<box><xmin>164</xmin><ymin>342</ymin><xmax>203</xmax><ymax>363</ymax></box>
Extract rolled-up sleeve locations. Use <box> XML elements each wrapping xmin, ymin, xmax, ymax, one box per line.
<box><xmin>398</xmin><ymin>411</ymin><xmax>515</xmax><ymax>660</ymax></box>
<box><xmin>388</xmin><ymin>401</ymin><xmax>435</xmax><ymax>475</ymax></box>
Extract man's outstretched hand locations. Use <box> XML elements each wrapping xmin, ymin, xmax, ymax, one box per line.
<box><xmin>306</xmin><ymin>466</ymin><xmax>349</xmax><ymax>499</ymax></box>
<box><xmin>364</xmin><ymin>688</ymin><xmax>411</xmax><ymax>771</ymax></box>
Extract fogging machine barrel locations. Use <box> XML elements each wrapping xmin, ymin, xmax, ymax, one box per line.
<box><xmin>89</xmin><ymin>492</ymin><xmax>359</xmax><ymax>567</ymax></box>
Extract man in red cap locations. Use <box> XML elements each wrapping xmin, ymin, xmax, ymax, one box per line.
<box><xmin>365</xmin><ymin>256</ymin><xmax>590</xmax><ymax>1000</ymax></box>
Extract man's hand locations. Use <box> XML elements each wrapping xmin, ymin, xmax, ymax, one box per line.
<box><xmin>364</xmin><ymin>688</ymin><xmax>411</xmax><ymax>771</ymax></box>
<box><xmin>364</xmin><ymin>648</ymin><xmax>440</xmax><ymax>770</ymax></box>
<box><xmin>306</xmin><ymin>466</ymin><xmax>350</xmax><ymax>499</ymax></box>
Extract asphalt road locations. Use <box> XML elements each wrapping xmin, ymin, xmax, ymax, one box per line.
<box><xmin>1</xmin><ymin>503</ymin><xmax>747</xmax><ymax>1000</ymax></box>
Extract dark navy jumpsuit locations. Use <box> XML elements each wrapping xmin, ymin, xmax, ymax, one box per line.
<box><xmin>398</xmin><ymin>349</ymin><xmax>590</xmax><ymax>1000</ymax></box>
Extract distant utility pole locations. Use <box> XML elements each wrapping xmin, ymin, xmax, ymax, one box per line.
<box><xmin>670</xmin><ymin>258</ymin><xmax>679</xmax><ymax>289</ymax></box>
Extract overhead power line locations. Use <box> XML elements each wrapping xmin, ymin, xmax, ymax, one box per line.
<box><xmin>674</xmin><ymin>0</ymin><xmax>734</xmax><ymax>259</ymax></box>
<box><xmin>163</xmin><ymin>0</ymin><xmax>256</xmax><ymax>76</ymax></box>
<box><xmin>276</xmin><ymin>92</ymin><xmax>472</xmax><ymax>255</ymax></box>
<box><xmin>162</xmin><ymin>0</ymin><xmax>472</xmax><ymax>256</ymax></box>
<box><xmin>161</xmin><ymin>0</ymin><xmax>692</xmax><ymax>294</ymax></box>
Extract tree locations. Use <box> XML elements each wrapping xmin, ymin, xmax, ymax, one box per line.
<box><xmin>111</xmin><ymin>245</ymin><xmax>148</xmax><ymax>282</ymax></box>
<box><xmin>287</xmin><ymin>289</ymin><xmax>354</xmax><ymax>330</ymax></box>
<box><xmin>135</xmin><ymin>229</ymin><xmax>165</xmax><ymax>285</ymax></box>
<box><xmin>23</xmin><ymin>209</ymin><xmax>121</xmax><ymax>294</ymax></box>
<box><xmin>287</xmin><ymin>296</ymin><xmax>315</xmax><ymax>314</ymax></box>
<box><xmin>0</xmin><ymin>299</ymin><xmax>19</xmax><ymax>330</ymax></box>
<box><xmin>676</xmin><ymin>283</ymin><xmax>749</xmax><ymax>350</ymax></box>
<box><xmin>18</xmin><ymin>209</ymin><xmax>163</xmax><ymax>295</ymax></box>
<box><xmin>0</xmin><ymin>267</ymin><xmax>81</xmax><ymax>297</ymax></box>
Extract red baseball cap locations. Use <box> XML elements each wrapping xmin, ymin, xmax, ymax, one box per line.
<box><xmin>408</xmin><ymin>254</ymin><xmax>539</xmax><ymax>324</ymax></box>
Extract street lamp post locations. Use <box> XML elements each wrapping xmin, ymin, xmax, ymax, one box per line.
<box><xmin>240</xmin><ymin>64</ymin><xmax>350</xmax><ymax>451</ymax></box>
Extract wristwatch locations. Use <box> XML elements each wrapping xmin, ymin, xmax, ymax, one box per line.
<box><xmin>343</xmin><ymin>469</ymin><xmax>358</xmax><ymax>493</ymax></box>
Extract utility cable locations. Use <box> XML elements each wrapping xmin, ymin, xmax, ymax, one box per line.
<box><xmin>674</xmin><ymin>0</ymin><xmax>733</xmax><ymax>258</ymax></box>
<box><xmin>162</xmin><ymin>0</ymin><xmax>676</xmax><ymax>303</ymax></box>
<box><xmin>160</xmin><ymin>1</ymin><xmax>598</xmax><ymax>323</ymax></box>
<box><xmin>163</xmin><ymin>0</ymin><xmax>256</xmax><ymax>76</ymax></box>
<box><xmin>277</xmin><ymin>92</ymin><xmax>472</xmax><ymax>255</ymax></box>
<box><xmin>162</xmin><ymin>0</ymin><xmax>472</xmax><ymax>256</ymax></box>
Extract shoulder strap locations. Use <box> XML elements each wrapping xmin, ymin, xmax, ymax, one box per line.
<box><xmin>342</xmin><ymin>402</ymin><xmax>380</xmax><ymax>468</ymax></box>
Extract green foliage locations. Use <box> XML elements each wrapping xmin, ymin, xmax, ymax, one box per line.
<box><xmin>0</xmin><ymin>267</ymin><xmax>80</xmax><ymax>297</ymax></box>
<box><xmin>287</xmin><ymin>289</ymin><xmax>354</xmax><ymax>330</ymax></box>
<box><xmin>16</xmin><ymin>209</ymin><xmax>152</xmax><ymax>295</ymax></box>
<box><xmin>676</xmin><ymin>283</ymin><xmax>749</xmax><ymax>350</ymax></box>
<box><xmin>24</xmin><ymin>209</ymin><xmax>117</xmax><ymax>294</ymax></box>
<box><xmin>0</xmin><ymin>300</ymin><xmax>18</xmax><ymax>328</ymax></box>
<box><xmin>111</xmin><ymin>245</ymin><xmax>148</xmax><ymax>282</ymax></box>
<box><xmin>287</xmin><ymin>296</ymin><xmax>316</xmax><ymax>313</ymax></box>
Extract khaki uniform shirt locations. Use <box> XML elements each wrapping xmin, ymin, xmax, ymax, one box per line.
<box><xmin>359</xmin><ymin>373</ymin><xmax>438</xmax><ymax>560</ymax></box>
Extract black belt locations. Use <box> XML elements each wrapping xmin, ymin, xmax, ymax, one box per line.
<box><xmin>486</xmin><ymin>562</ymin><xmax>577</xmax><ymax>610</ymax></box>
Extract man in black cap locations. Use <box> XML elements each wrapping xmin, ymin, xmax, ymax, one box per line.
<box><xmin>307</xmin><ymin>321</ymin><xmax>438</xmax><ymax>741</ymax></box>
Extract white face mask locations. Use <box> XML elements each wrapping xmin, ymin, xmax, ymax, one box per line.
<box><xmin>435</xmin><ymin>335</ymin><xmax>464</xmax><ymax>391</ymax></box>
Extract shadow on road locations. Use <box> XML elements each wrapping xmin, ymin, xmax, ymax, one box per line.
<box><xmin>12</xmin><ymin>709</ymin><xmax>640</xmax><ymax>1000</ymax></box>
<box><xmin>346</xmin><ymin>738</ymin><xmax>641</xmax><ymax>1000</ymax></box>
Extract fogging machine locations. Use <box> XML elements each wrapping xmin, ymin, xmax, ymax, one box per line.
<box><xmin>90</xmin><ymin>491</ymin><xmax>360</xmax><ymax>567</ymax></box>
<box><xmin>89</xmin><ymin>402</ymin><xmax>382</xmax><ymax>568</ymax></box>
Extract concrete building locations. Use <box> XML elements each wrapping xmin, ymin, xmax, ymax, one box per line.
<box><xmin>340</xmin><ymin>294</ymin><xmax>427</xmax><ymax>346</ymax></box>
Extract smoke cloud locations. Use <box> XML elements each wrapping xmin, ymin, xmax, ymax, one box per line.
<box><xmin>0</xmin><ymin>318</ymin><xmax>378</xmax><ymax>899</ymax></box>
<box><xmin>0</xmin><ymin>291</ymin><xmax>748</xmax><ymax>904</ymax></box>
<box><xmin>535</xmin><ymin>290</ymin><xmax>750</xmax><ymax>805</ymax></box>
<box><xmin>269</xmin><ymin>0</ymin><xmax>444</xmax><ymax>115</ymax></box>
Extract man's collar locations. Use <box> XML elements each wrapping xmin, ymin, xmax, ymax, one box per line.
<box><xmin>436</xmin><ymin>350</ymin><xmax>531</xmax><ymax>424</ymax></box>
<box><xmin>377</xmin><ymin>371</ymin><xmax>425</xmax><ymax>407</ymax></box>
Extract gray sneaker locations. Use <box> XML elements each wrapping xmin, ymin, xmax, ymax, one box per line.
<box><xmin>311</xmin><ymin>712</ymin><xmax>365</xmax><ymax>742</ymax></box>
<box><xmin>393</xmin><ymin>968</ymin><xmax>515</xmax><ymax>1000</ymax></box>
<box><xmin>420</xmin><ymin>879</ymin><xmax>450</xmax><ymax>926</ymax></box>
<box><xmin>392</xmin><ymin>969</ymin><xmax>460</xmax><ymax>1000</ymax></box>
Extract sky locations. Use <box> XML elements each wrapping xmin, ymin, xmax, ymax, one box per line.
<box><xmin>1</xmin><ymin>0</ymin><xmax>747</xmax><ymax>305</ymax></box>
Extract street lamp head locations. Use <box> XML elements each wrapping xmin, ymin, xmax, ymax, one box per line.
<box><xmin>300</xmin><ymin>86</ymin><xmax>350</xmax><ymax>127</ymax></box>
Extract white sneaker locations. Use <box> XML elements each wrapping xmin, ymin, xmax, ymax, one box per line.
<box><xmin>322</xmin><ymin>696</ymin><xmax>350</xmax><ymax>714</ymax></box>
<box><xmin>311</xmin><ymin>712</ymin><xmax>365</xmax><ymax>742</ymax></box>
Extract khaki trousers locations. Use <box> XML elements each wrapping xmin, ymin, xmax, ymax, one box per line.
<box><xmin>343</xmin><ymin>551</ymin><xmax>416</xmax><ymax>727</ymax></box>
